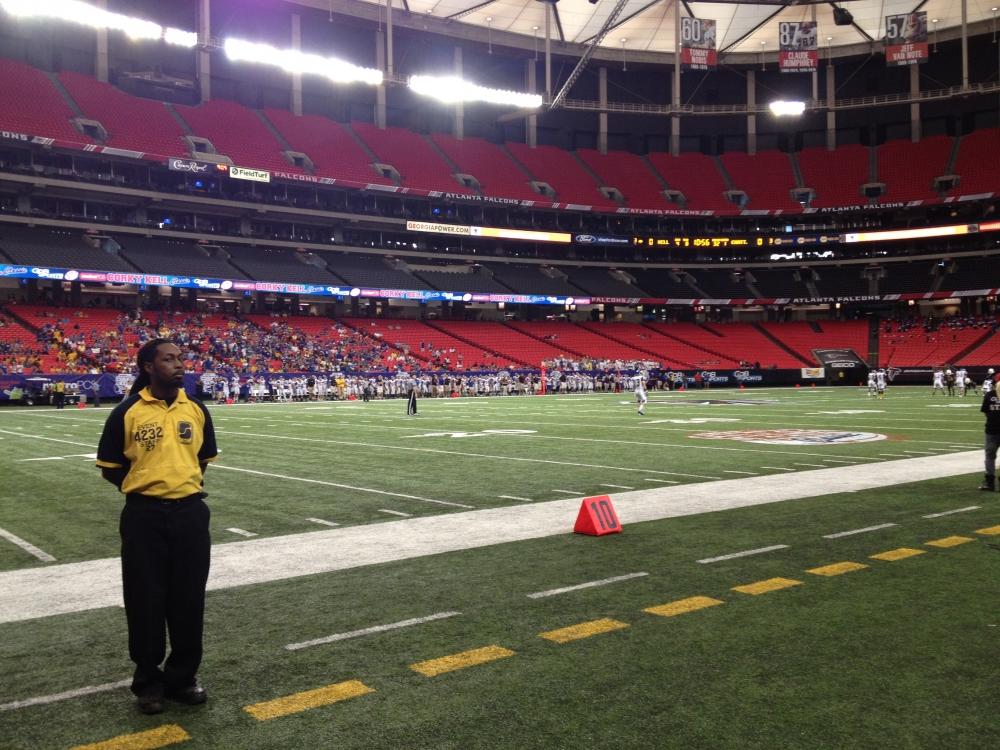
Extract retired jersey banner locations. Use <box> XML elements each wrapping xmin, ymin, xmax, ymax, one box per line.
<box><xmin>885</xmin><ymin>12</ymin><xmax>928</xmax><ymax>66</ymax></box>
<box><xmin>680</xmin><ymin>17</ymin><xmax>717</xmax><ymax>70</ymax></box>
<box><xmin>778</xmin><ymin>21</ymin><xmax>818</xmax><ymax>73</ymax></box>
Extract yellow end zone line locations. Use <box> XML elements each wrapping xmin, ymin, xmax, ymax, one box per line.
<box><xmin>410</xmin><ymin>645</ymin><xmax>516</xmax><ymax>677</ymax></box>
<box><xmin>539</xmin><ymin>618</ymin><xmax>629</xmax><ymax>644</ymax></box>
<box><xmin>70</xmin><ymin>724</ymin><xmax>190</xmax><ymax>750</ymax></box>
<box><xmin>244</xmin><ymin>680</ymin><xmax>374</xmax><ymax>721</ymax></box>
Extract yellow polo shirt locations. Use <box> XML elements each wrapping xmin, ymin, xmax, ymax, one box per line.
<box><xmin>96</xmin><ymin>387</ymin><xmax>218</xmax><ymax>499</ymax></box>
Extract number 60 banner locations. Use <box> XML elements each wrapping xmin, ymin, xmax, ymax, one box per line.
<box><xmin>680</xmin><ymin>17</ymin><xmax>717</xmax><ymax>71</ymax></box>
<box><xmin>885</xmin><ymin>11</ymin><xmax>928</xmax><ymax>66</ymax></box>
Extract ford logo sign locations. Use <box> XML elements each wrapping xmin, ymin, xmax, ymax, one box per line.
<box><xmin>575</xmin><ymin>235</ymin><xmax>596</xmax><ymax>244</ymax></box>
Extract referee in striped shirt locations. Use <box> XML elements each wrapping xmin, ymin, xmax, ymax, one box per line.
<box><xmin>97</xmin><ymin>339</ymin><xmax>218</xmax><ymax>715</ymax></box>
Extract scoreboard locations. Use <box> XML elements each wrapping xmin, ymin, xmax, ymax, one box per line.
<box><xmin>628</xmin><ymin>234</ymin><xmax>840</xmax><ymax>248</ymax></box>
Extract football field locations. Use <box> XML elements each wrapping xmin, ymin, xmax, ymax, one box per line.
<box><xmin>1</xmin><ymin>386</ymin><xmax>998</xmax><ymax>749</ymax></box>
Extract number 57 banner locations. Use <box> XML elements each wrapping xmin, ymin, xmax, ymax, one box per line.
<box><xmin>885</xmin><ymin>11</ymin><xmax>928</xmax><ymax>66</ymax></box>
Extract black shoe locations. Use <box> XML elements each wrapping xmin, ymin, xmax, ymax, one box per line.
<box><xmin>978</xmin><ymin>474</ymin><xmax>995</xmax><ymax>492</ymax></box>
<box><xmin>136</xmin><ymin>691</ymin><xmax>165</xmax><ymax>715</ymax></box>
<box><xmin>165</xmin><ymin>685</ymin><xmax>207</xmax><ymax>706</ymax></box>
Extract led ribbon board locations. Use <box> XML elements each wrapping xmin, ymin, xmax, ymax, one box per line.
<box><xmin>406</xmin><ymin>221</ymin><xmax>571</xmax><ymax>244</ymax></box>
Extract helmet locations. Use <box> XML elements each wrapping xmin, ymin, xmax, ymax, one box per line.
<box><xmin>989</xmin><ymin>368</ymin><xmax>995</xmax><ymax>375</ymax></box>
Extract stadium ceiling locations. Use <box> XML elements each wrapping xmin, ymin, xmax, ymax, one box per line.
<box><xmin>298</xmin><ymin>0</ymin><xmax>997</xmax><ymax>58</ymax></box>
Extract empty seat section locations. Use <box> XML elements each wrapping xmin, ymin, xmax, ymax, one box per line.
<box><xmin>174</xmin><ymin>99</ymin><xmax>300</xmax><ymax>173</ymax></box>
<box><xmin>700</xmin><ymin>323</ymin><xmax>806</xmax><ymax>368</ymax></box>
<box><xmin>646</xmin><ymin>152</ymin><xmax>732</xmax><ymax>212</ymax></box>
<box><xmin>351</xmin><ymin>123</ymin><xmax>475</xmax><ymax>195</ymax></box>
<box><xmin>576</xmin><ymin>149</ymin><xmax>669</xmax><ymax>210</ymax></box>
<box><xmin>641</xmin><ymin>323</ymin><xmax>741</xmax><ymax>367</ymax></box>
<box><xmin>0</xmin><ymin>227</ymin><xmax>134</xmax><ymax>272</ymax></box>
<box><xmin>565</xmin><ymin>269</ymin><xmax>647</xmax><ymax>297</ymax></box>
<box><xmin>631</xmin><ymin>270</ymin><xmax>697</xmax><ymax>297</ymax></box>
<box><xmin>957</xmin><ymin>326</ymin><xmax>1000</xmax><ymax>366</ymax></box>
<box><xmin>58</xmin><ymin>71</ymin><xmax>184</xmax><ymax>157</ymax></box>
<box><xmin>506</xmin><ymin>321</ymin><xmax>656</xmax><ymax>362</ymax></box>
<box><xmin>432</xmin><ymin>320</ymin><xmax>573</xmax><ymax>366</ymax></box>
<box><xmin>487</xmin><ymin>266</ymin><xmax>584</xmax><ymax>296</ymax></box>
<box><xmin>505</xmin><ymin>143</ymin><xmax>618</xmax><ymax>207</ymax></box>
<box><xmin>940</xmin><ymin>255</ymin><xmax>997</xmax><ymax>292</ymax></box>
<box><xmin>952</xmin><ymin>128</ymin><xmax>1000</xmax><ymax>195</ymax></box>
<box><xmin>430</xmin><ymin>134</ymin><xmax>537</xmax><ymax>201</ymax></box>
<box><xmin>264</xmin><ymin>109</ymin><xmax>393</xmax><ymax>185</ymax></box>
<box><xmin>720</xmin><ymin>151</ymin><xmax>800</xmax><ymax>211</ymax></box>
<box><xmin>687</xmin><ymin>269</ymin><xmax>752</xmax><ymax>298</ymax></box>
<box><xmin>0</xmin><ymin>59</ymin><xmax>91</xmax><ymax>145</ymax></box>
<box><xmin>576</xmin><ymin>322</ymin><xmax>695</xmax><ymax>368</ymax></box>
<box><xmin>812</xmin><ymin>266</ymin><xmax>869</xmax><ymax>297</ymax></box>
<box><xmin>412</xmin><ymin>270</ymin><xmax>510</xmax><ymax>294</ymax></box>
<box><xmin>876</xmin><ymin>136</ymin><xmax>952</xmax><ymax>202</ymax></box>
<box><xmin>226</xmin><ymin>246</ymin><xmax>345</xmax><ymax>284</ymax></box>
<box><xmin>325</xmin><ymin>254</ymin><xmax>429</xmax><ymax>289</ymax></box>
<box><xmin>758</xmin><ymin>321</ymin><xmax>869</xmax><ymax>365</ymax></box>
<box><xmin>798</xmin><ymin>145</ymin><xmax>869</xmax><ymax>208</ymax></box>
<box><xmin>878</xmin><ymin>262</ymin><xmax>937</xmax><ymax>294</ymax></box>
<box><xmin>342</xmin><ymin>318</ymin><xmax>510</xmax><ymax>369</ymax></box>
<box><xmin>879</xmin><ymin>320</ymin><xmax>991</xmax><ymax>366</ymax></box>
<box><xmin>117</xmin><ymin>237</ymin><xmax>240</xmax><ymax>277</ymax></box>
<box><xmin>747</xmin><ymin>268</ymin><xmax>811</xmax><ymax>298</ymax></box>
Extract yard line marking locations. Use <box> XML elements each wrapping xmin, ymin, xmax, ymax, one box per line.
<box><xmin>794</xmin><ymin>463</ymin><xmax>827</xmax><ymax>468</ymax></box>
<box><xmin>0</xmin><ymin>678</ymin><xmax>130</xmax><ymax>712</ymax></box>
<box><xmin>410</xmin><ymin>645</ymin><xmax>515</xmax><ymax>677</ymax></box>
<box><xmin>244</xmin><ymin>680</ymin><xmax>374</xmax><ymax>721</ymax></box>
<box><xmin>527</xmin><ymin>572</ymin><xmax>649</xmax><ymax>599</ymax></box>
<box><xmin>285</xmin><ymin>611</ymin><xmax>461</xmax><ymax>650</ymax></box>
<box><xmin>723</xmin><ymin>470</ymin><xmax>758</xmax><ymax>475</ymax></box>
<box><xmin>732</xmin><ymin>577</ymin><xmax>803</xmax><ymax>595</ymax></box>
<box><xmin>903</xmin><ymin>450</ymin><xmax>935</xmax><ymax>455</ymax></box>
<box><xmin>0</xmin><ymin>526</ymin><xmax>55</xmax><ymax>562</ymax></box>
<box><xmin>974</xmin><ymin>525</ymin><xmax>1000</xmax><ymax>536</ymax></box>
<box><xmin>823</xmin><ymin>523</ymin><xmax>897</xmax><ymax>539</ymax></box>
<box><xmin>925</xmin><ymin>536</ymin><xmax>974</xmax><ymax>548</ymax></box>
<box><xmin>377</xmin><ymin>509</ymin><xmax>412</xmax><ymax>517</ymax></box>
<box><xmin>551</xmin><ymin>489</ymin><xmax>582</xmax><ymax>495</ymax></box>
<box><xmin>806</xmin><ymin>561</ymin><xmax>869</xmax><ymax>577</ymax></box>
<box><xmin>210</xmin><ymin>464</ymin><xmax>473</xmax><ymax>509</ymax></box>
<box><xmin>644</xmin><ymin>596</ymin><xmax>724</xmax><ymax>617</ymax></box>
<box><xmin>821</xmin><ymin>459</ymin><xmax>856</xmax><ymax>464</ymax></box>
<box><xmin>539</xmin><ymin>618</ymin><xmax>629</xmax><ymax>644</ymax></box>
<box><xmin>498</xmin><ymin>495</ymin><xmax>535</xmax><ymax>503</ymax></box>
<box><xmin>922</xmin><ymin>506</ymin><xmax>979</xmax><ymax>518</ymax></box>
<box><xmin>0</xmin><ymin>451</ymin><xmax>983</xmax><ymax>624</ymax></box>
<box><xmin>696</xmin><ymin>544</ymin><xmax>789</xmax><ymax>564</ymax></box>
<box><xmin>870</xmin><ymin>547</ymin><xmax>926</xmax><ymax>561</ymax></box>
<box><xmin>227</xmin><ymin>528</ymin><xmax>257</xmax><ymax>538</ymax></box>
<box><xmin>306</xmin><ymin>518</ymin><xmax>339</xmax><ymax>528</ymax></box>
<box><xmin>878</xmin><ymin>453</ymin><xmax>909</xmax><ymax>458</ymax></box>
<box><xmin>644</xmin><ymin>478</ymin><xmax>679</xmax><ymax>483</ymax></box>
<box><xmin>69</xmin><ymin>724</ymin><xmax>191</xmax><ymax>750</ymax></box>
<box><xmin>0</xmin><ymin>429</ymin><xmax>93</xmax><ymax>447</ymax></box>
<box><xmin>600</xmin><ymin>484</ymin><xmax>634</xmax><ymax>490</ymax></box>
<box><xmin>761</xmin><ymin>466</ymin><xmax>796</xmax><ymax>472</ymax></box>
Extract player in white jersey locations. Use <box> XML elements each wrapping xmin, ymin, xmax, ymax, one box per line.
<box><xmin>956</xmin><ymin>368</ymin><xmax>968</xmax><ymax>396</ymax></box>
<box><xmin>867</xmin><ymin>371</ymin><xmax>877</xmax><ymax>397</ymax></box>
<box><xmin>875</xmin><ymin>369</ymin><xmax>887</xmax><ymax>399</ymax></box>
<box><xmin>635</xmin><ymin>379</ymin><xmax>648</xmax><ymax>415</ymax></box>
<box><xmin>932</xmin><ymin>369</ymin><xmax>945</xmax><ymax>395</ymax></box>
<box><xmin>984</xmin><ymin>369</ymin><xmax>995</xmax><ymax>396</ymax></box>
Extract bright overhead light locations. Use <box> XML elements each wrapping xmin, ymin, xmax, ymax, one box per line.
<box><xmin>224</xmin><ymin>38</ymin><xmax>383</xmax><ymax>86</ymax></box>
<box><xmin>408</xmin><ymin>74</ymin><xmax>542</xmax><ymax>108</ymax></box>
<box><xmin>769</xmin><ymin>100</ymin><xmax>806</xmax><ymax>116</ymax></box>
<box><xmin>1</xmin><ymin>0</ymin><xmax>197</xmax><ymax>45</ymax></box>
<box><xmin>163</xmin><ymin>27</ymin><xmax>198</xmax><ymax>48</ymax></box>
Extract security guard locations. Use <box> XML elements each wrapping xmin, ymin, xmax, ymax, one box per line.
<box><xmin>96</xmin><ymin>338</ymin><xmax>218</xmax><ymax>714</ymax></box>
<box><xmin>980</xmin><ymin>373</ymin><xmax>1000</xmax><ymax>492</ymax></box>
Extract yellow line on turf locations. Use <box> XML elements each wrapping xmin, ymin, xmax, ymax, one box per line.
<box><xmin>644</xmin><ymin>596</ymin><xmax>724</xmax><ymax>617</ymax></box>
<box><xmin>869</xmin><ymin>548</ymin><xmax>926</xmax><ymax>561</ymax></box>
<box><xmin>243</xmin><ymin>680</ymin><xmax>374</xmax><ymax>721</ymax></box>
<box><xmin>806</xmin><ymin>561</ymin><xmax>869</xmax><ymax>577</ymax></box>
<box><xmin>410</xmin><ymin>645</ymin><xmax>515</xmax><ymax>677</ymax></box>
<box><xmin>70</xmin><ymin>724</ymin><xmax>190</xmax><ymax>750</ymax></box>
<box><xmin>974</xmin><ymin>525</ymin><xmax>1000</xmax><ymax>536</ymax></box>
<box><xmin>539</xmin><ymin>618</ymin><xmax>629</xmax><ymax>644</ymax></box>
<box><xmin>731</xmin><ymin>577</ymin><xmax>803</xmax><ymax>595</ymax></box>
<box><xmin>925</xmin><ymin>536</ymin><xmax>974</xmax><ymax>548</ymax></box>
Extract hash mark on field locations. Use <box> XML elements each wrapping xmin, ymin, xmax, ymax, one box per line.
<box><xmin>527</xmin><ymin>572</ymin><xmax>649</xmax><ymax>599</ymax></box>
<box><xmin>243</xmin><ymin>680</ymin><xmax>374</xmax><ymax>721</ymax></box>
<box><xmin>227</xmin><ymin>528</ymin><xmax>257</xmax><ymax>538</ymax></box>
<box><xmin>0</xmin><ymin>678</ymin><xmax>130</xmax><ymax>712</ymax></box>
<box><xmin>498</xmin><ymin>495</ymin><xmax>534</xmax><ymax>503</ymax></box>
<box><xmin>922</xmin><ymin>506</ymin><xmax>979</xmax><ymax>518</ymax></box>
<box><xmin>731</xmin><ymin>577</ymin><xmax>802</xmax><ymax>595</ymax></box>
<box><xmin>870</xmin><ymin>547</ymin><xmax>925</xmax><ymax>561</ymax></box>
<box><xmin>925</xmin><ymin>536</ymin><xmax>974</xmax><ymax>548</ymax></box>
<box><xmin>644</xmin><ymin>596</ymin><xmax>724</xmax><ymax>618</ymax></box>
<box><xmin>410</xmin><ymin>645</ymin><xmax>515</xmax><ymax>677</ymax></box>
<box><xmin>697</xmin><ymin>544</ymin><xmax>789</xmax><ymax>564</ymax></box>
<box><xmin>306</xmin><ymin>518</ymin><xmax>339</xmax><ymax>528</ymax></box>
<box><xmin>806</xmin><ymin>561</ymin><xmax>869</xmax><ymax>577</ymax></box>
<box><xmin>823</xmin><ymin>523</ymin><xmax>897</xmax><ymax>539</ymax></box>
<box><xmin>723</xmin><ymin>470</ymin><xmax>758</xmax><ymax>476</ymax></box>
<box><xmin>286</xmin><ymin>611</ymin><xmax>461</xmax><ymax>650</ymax></box>
<box><xmin>644</xmin><ymin>478</ymin><xmax>679</xmax><ymax>484</ymax></box>
<box><xmin>551</xmin><ymin>489</ymin><xmax>582</xmax><ymax>495</ymax></box>
<box><xmin>761</xmin><ymin>466</ymin><xmax>796</xmax><ymax>472</ymax></box>
<box><xmin>69</xmin><ymin>724</ymin><xmax>191</xmax><ymax>750</ymax></box>
<box><xmin>878</xmin><ymin>453</ymin><xmax>908</xmax><ymax>458</ymax></box>
<box><xmin>903</xmin><ymin>450</ymin><xmax>935</xmax><ymax>455</ymax></box>
<box><xmin>600</xmin><ymin>484</ymin><xmax>635</xmax><ymax>490</ymax></box>
<box><xmin>0</xmin><ymin>526</ymin><xmax>55</xmax><ymax>562</ymax></box>
<box><xmin>539</xmin><ymin>618</ymin><xmax>629</xmax><ymax>644</ymax></box>
<box><xmin>795</xmin><ymin>463</ymin><xmax>827</xmax><ymax>468</ymax></box>
<box><xmin>821</xmin><ymin>459</ymin><xmax>856</xmax><ymax>464</ymax></box>
<box><xmin>377</xmin><ymin>509</ymin><xmax>412</xmax><ymax>517</ymax></box>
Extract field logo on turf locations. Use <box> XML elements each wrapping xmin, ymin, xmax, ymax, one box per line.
<box><xmin>690</xmin><ymin>429</ymin><xmax>887</xmax><ymax>445</ymax></box>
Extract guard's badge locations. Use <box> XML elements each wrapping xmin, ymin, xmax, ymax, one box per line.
<box><xmin>177</xmin><ymin>421</ymin><xmax>194</xmax><ymax>444</ymax></box>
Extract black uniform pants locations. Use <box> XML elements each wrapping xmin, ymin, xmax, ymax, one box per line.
<box><xmin>407</xmin><ymin>389</ymin><xmax>418</xmax><ymax>415</ymax></box>
<box><xmin>120</xmin><ymin>493</ymin><xmax>211</xmax><ymax>696</ymax></box>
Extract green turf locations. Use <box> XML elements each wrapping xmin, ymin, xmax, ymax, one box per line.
<box><xmin>1</xmin><ymin>387</ymin><xmax>998</xmax><ymax>748</ymax></box>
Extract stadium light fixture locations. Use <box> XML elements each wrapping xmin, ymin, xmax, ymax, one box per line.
<box><xmin>768</xmin><ymin>100</ymin><xmax>806</xmax><ymax>116</ymax></box>
<box><xmin>163</xmin><ymin>27</ymin><xmax>198</xmax><ymax>48</ymax></box>
<box><xmin>224</xmin><ymin>38</ymin><xmax>383</xmax><ymax>86</ymax></box>
<box><xmin>1</xmin><ymin>0</ymin><xmax>198</xmax><ymax>46</ymax></box>
<box><xmin>408</xmin><ymin>75</ymin><xmax>542</xmax><ymax>108</ymax></box>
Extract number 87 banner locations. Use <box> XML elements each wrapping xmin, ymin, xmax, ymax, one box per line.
<box><xmin>779</xmin><ymin>21</ymin><xmax>817</xmax><ymax>73</ymax></box>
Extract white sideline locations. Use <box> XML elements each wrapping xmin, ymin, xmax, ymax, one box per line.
<box><xmin>0</xmin><ymin>679</ymin><xmax>131</xmax><ymax>713</ymax></box>
<box><xmin>0</xmin><ymin>451</ymin><xmax>982</xmax><ymax>625</ymax></box>
<box><xmin>822</xmin><ymin>522</ymin><xmax>897</xmax><ymax>539</ymax></box>
<box><xmin>285</xmin><ymin>610</ymin><xmax>461</xmax><ymax>650</ymax></box>
<box><xmin>526</xmin><ymin>572</ymin><xmax>649</xmax><ymax>599</ymax></box>
<box><xmin>696</xmin><ymin>545</ymin><xmax>789</xmax><ymax>564</ymax></box>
